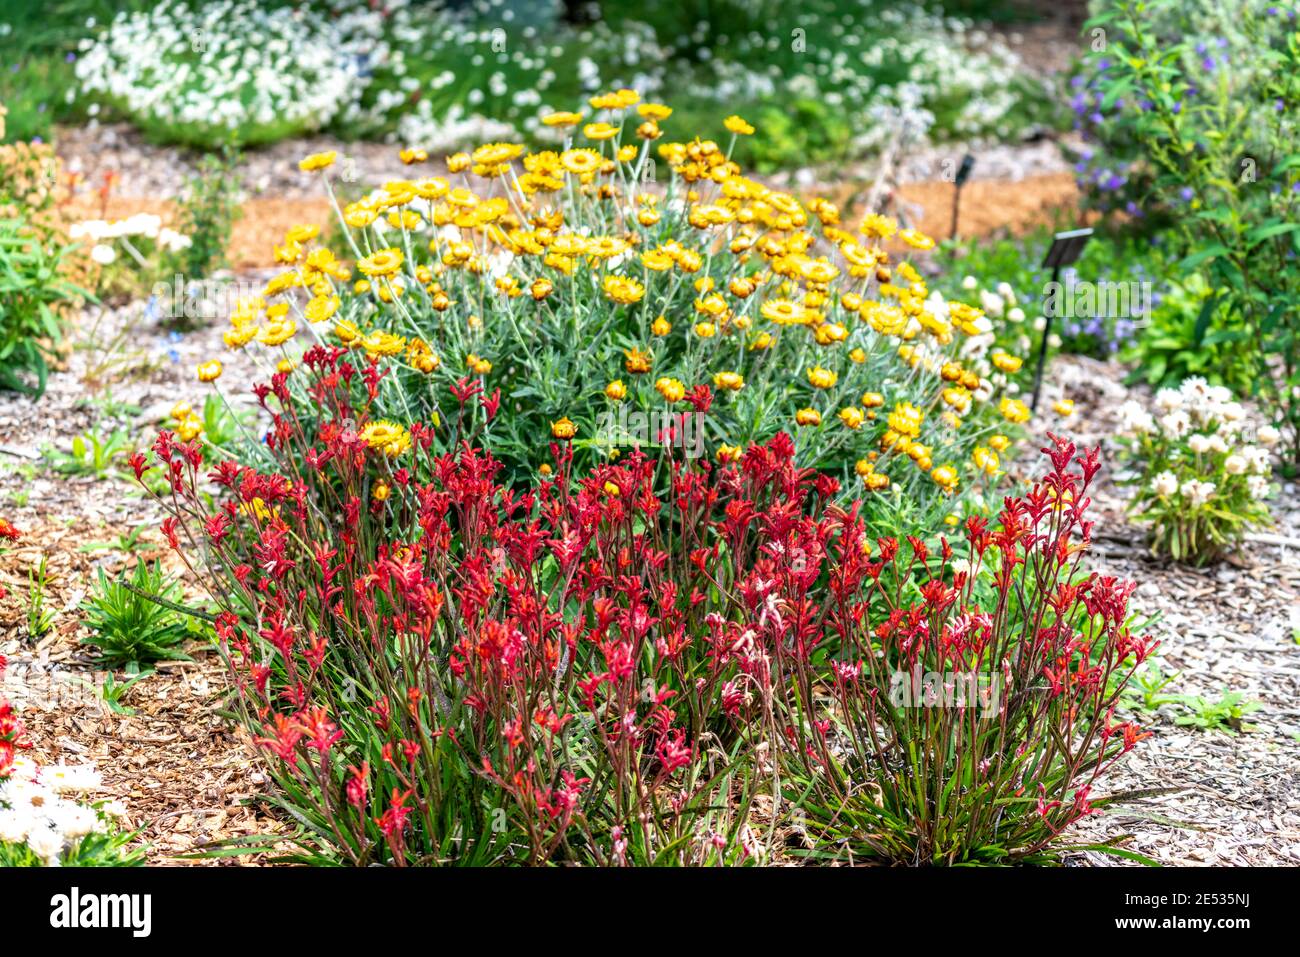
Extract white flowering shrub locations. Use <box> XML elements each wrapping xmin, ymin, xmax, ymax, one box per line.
<box><xmin>0</xmin><ymin>758</ymin><xmax>140</xmax><ymax>866</ymax></box>
<box><xmin>70</xmin><ymin>213</ymin><xmax>191</xmax><ymax>299</ymax></box>
<box><xmin>353</xmin><ymin>2</ymin><xmax>672</xmax><ymax>150</ymax></box>
<box><xmin>71</xmin><ymin>0</ymin><xmax>1053</xmax><ymax>167</ymax></box>
<box><xmin>71</xmin><ymin>0</ymin><xmax>663</xmax><ymax>151</ymax></box>
<box><xmin>596</xmin><ymin>1</ymin><xmax>1052</xmax><ymax>169</ymax></box>
<box><xmin>74</xmin><ymin>0</ymin><xmax>358</xmax><ymax>147</ymax></box>
<box><xmin>1117</xmin><ymin>378</ymin><xmax>1277</xmax><ymax>564</ymax></box>
<box><xmin>0</xmin><ymin>654</ymin><xmax>141</xmax><ymax>867</ymax></box>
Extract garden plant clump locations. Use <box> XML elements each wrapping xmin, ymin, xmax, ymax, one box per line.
<box><xmin>73</xmin><ymin>0</ymin><xmax>358</xmax><ymax>148</ymax></box>
<box><xmin>771</xmin><ymin>434</ymin><xmax>1157</xmax><ymax>863</ymax></box>
<box><xmin>1</xmin><ymin>530</ymin><xmax>140</xmax><ymax>868</ymax></box>
<box><xmin>210</xmin><ymin>94</ymin><xmax>1037</xmax><ymax>538</ymax></box>
<box><xmin>1117</xmin><ymin>377</ymin><xmax>1277</xmax><ymax>564</ymax></box>
<box><xmin>139</xmin><ymin>355</ymin><xmax>1155</xmax><ymax>864</ymax></box>
<box><xmin>0</xmin><ymin>133</ymin><xmax>87</xmax><ymax>395</ymax></box>
<box><xmin>65</xmin><ymin>1</ymin><xmax>1056</xmax><ymax>169</ymax></box>
<box><xmin>1077</xmin><ymin>0</ymin><xmax>1300</xmax><ymax>466</ymax></box>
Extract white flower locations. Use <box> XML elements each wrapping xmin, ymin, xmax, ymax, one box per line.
<box><xmin>1118</xmin><ymin>400</ymin><xmax>1155</xmax><ymax>436</ymax></box>
<box><xmin>978</xmin><ymin>289</ymin><xmax>1004</xmax><ymax>318</ymax></box>
<box><xmin>42</xmin><ymin>764</ymin><xmax>102</xmax><ymax>793</ymax></box>
<box><xmin>1155</xmin><ymin>388</ymin><xmax>1183</xmax><ymax>412</ymax></box>
<box><xmin>1219</xmin><ymin>401</ymin><xmax>1246</xmax><ymax>423</ymax></box>
<box><xmin>1007</xmin><ymin>306</ymin><xmax>1025</xmax><ymax>323</ymax></box>
<box><xmin>1152</xmin><ymin>470</ymin><xmax>1178</xmax><ymax>496</ymax></box>
<box><xmin>7</xmin><ymin>755</ymin><xmax>39</xmax><ymax>782</ymax></box>
<box><xmin>1240</xmin><ymin>446</ymin><xmax>1271</xmax><ymax>475</ymax></box>
<box><xmin>1187</xmin><ymin>434</ymin><xmax>1211</xmax><ymax>454</ymax></box>
<box><xmin>90</xmin><ymin>243</ymin><xmax>117</xmax><ymax>265</ymax></box>
<box><xmin>1206</xmin><ymin>384</ymin><xmax>1232</xmax><ymax>406</ymax></box>
<box><xmin>1258</xmin><ymin>425</ymin><xmax>1280</xmax><ymax>447</ymax></box>
<box><xmin>1159</xmin><ymin>410</ymin><xmax>1191</xmax><ymax>439</ymax></box>
<box><xmin>1180</xmin><ymin>479</ymin><xmax>1216</xmax><ymax>508</ymax></box>
<box><xmin>1207</xmin><ymin>433</ymin><xmax>1228</xmax><ymax>454</ymax></box>
<box><xmin>0</xmin><ymin>808</ymin><xmax>30</xmax><ymax>844</ymax></box>
<box><xmin>24</xmin><ymin>825</ymin><xmax>64</xmax><ymax>866</ymax></box>
<box><xmin>1247</xmin><ymin>475</ymin><xmax>1270</xmax><ymax>500</ymax></box>
<box><xmin>70</xmin><ymin>219</ymin><xmax>109</xmax><ymax>241</ymax></box>
<box><xmin>961</xmin><ymin>275</ymin><xmax>978</xmax><ymax>290</ymax></box>
<box><xmin>1223</xmin><ymin>454</ymin><xmax>1247</xmax><ymax>475</ymax></box>
<box><xmin>159</xmin><ymin>228</ymin><xmax>192</xmax><ymax>252</ymax></box>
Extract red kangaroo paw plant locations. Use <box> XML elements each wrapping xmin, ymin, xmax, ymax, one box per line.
<box><xmin>139</xmin><ymin>350</ymin><xmax>821</xmax><ymax>865</ymax></box>
<box><xmin>760</xmin><ymin>433</ymin><xmax>1156</xmax><ymax>864</ymax></box>
<box><xmin>142</xmin><ymin>345</ymin><xmax>1153</xmax><ymax>866</ymax></box>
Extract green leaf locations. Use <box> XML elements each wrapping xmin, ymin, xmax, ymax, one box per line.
<box><xmin>1192</xmin><ymin>293</ymin><xmax>1219</xmax><ymax>345</ymax></box>
<box><xmin>1245</xmin><ymin>221</ymin><xmax>1300</xmax><ymax>247</ymax></box>
<box><xmin>1180</xmin><ymin>244</ymin><xmax>1229</xmax><ymax>270</ymax></box>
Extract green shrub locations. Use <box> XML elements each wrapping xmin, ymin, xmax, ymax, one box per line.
<box><xmin>1080</xmin><ymin>1</ymin><xmax>1300</xmax><ymax>468</ymax></box>
<box><xmin>170</xmin><ymin>149</ymin><xmax>242</xmax><ymax>282</ymax></box>
<box><xmin>0</xmin><ymin>217</ymin><xmax>85</xmax><ymax>396</ymax></box>
<box><xmin>80</xmin><ymin>560</ymin><xmax>194</xmax><ymax>667</ymax></box>
<box><xmin>1116</xmin><ymin>377</ymin><xmax>1276</xmax><ymax>564</ymax></box>
<box><xmin>1121</xmin><ymin>274</ymin><xmax>1257</xmax><ymax>395</ymax></box>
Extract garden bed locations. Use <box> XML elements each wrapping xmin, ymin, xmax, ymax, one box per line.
<box><xmin>3</xmin><ymin>0</ymin><xmax>1298</xmax><ymax>876</ymax></box>
<box><xmin>4</xmin><ymin>302</ymin><xmax>1296</xmax><ymax>866</ymax></box>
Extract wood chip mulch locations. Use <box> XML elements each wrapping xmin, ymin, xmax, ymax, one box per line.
<box><xmin>1035</xmin><ymin>358</ymin><xmax>1300</xmax><ymax>866</ymax></box>
<box><xmin>1</xmin><ymin>300</ymin><xmax>283</xmax><ymax>865</ymax></box>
